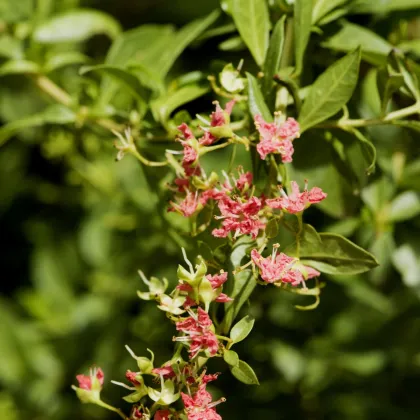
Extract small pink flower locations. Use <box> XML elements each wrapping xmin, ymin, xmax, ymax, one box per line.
<box><xmin>266</xmin><ymin>181</ymin><xmax>327</xmax><ymax>214</ymax></box>
<box><xmin>178</xmin><ymin>123</ymin><xmax>195</xmax><ymax>140</ymax></box>
<box><xmin>125</xmin><ymin>370</ymin><xmax>142</xmax><ymax>386</ymax></box>
<box><xmin>206</xmin><ymin>272</ymin><xmax>228</xmax><ymax>289</ymax></box>
<box><xmin>199</xmin><ymin>131</ymin><xmax>215</xmax><ymax>146</ymax></box>
<box><xmin>210</xmin><ymin>100</ymin><xmax>235</xmax><ymax>127</ymax></box>
<box><xmin>76</xmin><ymin>367</ymin><xmax>104</xmax><ymax>391</ymax></box>
<box><xmin>152</xmin><ymin>366</ymin><xmax>176</xmax><ymax>379</ymax></box>
<box><xmin>155</xmin><ymin>410</ymin><xmax>171</xmax><ymax>420</ymax></box>
<box><xmin>236</xmin><ymin>171</ymin><xmax>253</xmax><ymax>191</ymax></box>
<box><xmin>254</xmin><ymin>114</ymin><xmax>299</xmax><ymax>161</ymax></box>
<box><xmin>251</xmin><ymin>247</ymin><xmax>320</xmax><ymax>286</ymax></box>
<box><xmin>181</xmin><ymin>383</ymin><xmax>224</xmax><ymax>420</ymax></box>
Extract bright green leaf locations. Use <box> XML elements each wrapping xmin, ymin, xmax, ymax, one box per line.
<box><xmin>263</xmin><ymin>16</ymin><xmax>286</xmax><ymax>97</ymax></box>
<box><xmin>223</xmin><ymin>349</ymin><xmax>239</xmax><ymax>366</ymax></box>
<box><xmin>231</xmin><ymin>0</ymin><xmax>270</xmax><ymax>66</ymax></box>
<box><xmin>352</xmin><ymin>0</ymin><xmax>420</xmax><ymax>13</ymax></box>
<box><xmin>299</xmin><ymin>48</ymin><xmax>361</xmax><ymax>132</ymax></box>
<box><xmin>322</xmin><ymin>21</ymin><xmax>392</xmax><ymax>66</ymax></box>
<box><xmin>294</xmin><ymin>0</ymin><xmax>313</xmax><ymax>75</ymax></box>
<box><xmin>0</xmin><ymin>60</ymin><xmax>40</xmax><ymax>76</ymax></box>
<box><xmin>230</xmin><ymin>359</ymin><xmax>260</xmax><ymax>385</ymax></box>
<box><xmin>33</xmin><ymin>9</ymin><xmax>121</xmax><ymax>43</ymax></box>
<box><xmin>246</xmin><ymin>72</ymin><xmax>272</xmax><ymax>121</ymax></box>
<box><xmin>44</xmin><ymin>52</ymin><xmax>89</xmax><ymax>73</ymax></box>
<box><xmin>230</xmin><ymin>315</ymin><xmax>255</xmax><ymax>344</ymax></box>
<box><xmin>392</xmin><ymin>244</ymin><xmax>420</xmax><ymax>287</ymax></box>
<box><xmin>151</xmin><ymin>84</ymin><xmax>209</xmax><ymax>125</ymax></box>
<box><xmin>312</xmin><ymin>0</ymin><xmax>348</xmax><ymax>23</ymax></box>
<box><xmin>387</xmin><ymin>191</ymin><xmax>420</xmax><ymax>222</ymax></box>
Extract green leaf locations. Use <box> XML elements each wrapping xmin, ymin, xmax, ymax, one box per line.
<box><xmin>312</xmin><ymin>0</ymin><xmax>348</xmax><ymax>23</ymax></box>
<box><xmin>302</xmin><ymin>232</ymin><xmax>379</xmax><ymax>274</ymax></box>
<box><xmin>294</xmin><ymin>0</ymin><xmax>313</xmax><ymax>76</ymax></box>
<box><xmin>80</xmin><ymin>65</ymin><xmax>146</xmax><ymax>102</ymax></box>
<box><xmin>387</xmin><ymin>191</ymin><xmax>420</xmax><ymax>222</ymax></box>
<box><xmin>230</xmin><ymin>359</ymin><xmax>260</xmax><ymax>385</ymax></box>
<box><xmin>0</xmin><ymin>105</ymin><xmax>75</xmax><ymax>147</ymax></box>
<box><xmin>231</xmin><ymin>0</ymin><xmax>270</xmax><ymax>66</ymax></box>
<box><xmin>322</xmin><ymin>21</ymin><xmax>392</xmax><ymax>66</ymax></box>
<box><xmin>218</xmin><ymin>36</ymin><xmax>246</xmax><ymax>51</ymax></box>
<box><xmin>352</xmin><ymin>0</ymin><xmax>420</xmax><ymax>13</ymax></box>
<box><xmin>223</xmin><ymin>349</ymin><xmax>239</xmax><ymax>366</ymax></box>
<box><xmin>246</xmin><ymin>72</ymin><xmax>272</xmax><ymax>121</ymax></box>
<box><xmin>152</xmin><ymin>10</ymin><xmax>220</xmax><ymax>80</ymax></box>
<box><xmin>292</xmin><ymin>225</ymin><xmax>379</xmax><ymax>274</ymax></box>
<box><xmin>351</xmin><ymin>129</ymin><xmax>376</xmax><ymax>175</ymax></box>
<box><xmin>376</xmin><ymin>68</ymin><xmax>405</xmax><ymax>114</ymax></box>
<box><xmin>265</xmin><ymin>218</ymin><xmax>279</xmax><ymax>238</ymax></box>
<box><xmin>298</xmin><ymin>48</ymin><xmax>361</xmax><ymax>132</ymax></box>
<box><xmin>44</xmin><ymin>52</ymin><xmax>89</xmax><ymax>73</ymax></box>
<box><xmin>0</xmin><ymin>35</ymin><xmax>23</xmax><ymax>59</ymax></box>
<box><xmin>33</xmin><ymin>9</ymin><xmax>121</xmax><ymax>43</ymax></box>
<box><xmin>151</xmin><ymin>84</ymin><xmax>210</xmax><ymax>125</ymax></box>
<box><xmin>263</xmin><ymin>16</ymin><xmax>286</xmax><ymax>97</ymax></box>
<box><xmin>230</xmin><ymin>315</ymin><xmax>255</xmax><ymax>344</ymax></box>
<box><xmin>392</xmin><ymin>245</ymin><xmax>420</xmax><ymax>287</ymax></box>
<box><xmin>0</xmin><ymin>60</ymin><xmax>40</xmax><ymax>76</ymax></box>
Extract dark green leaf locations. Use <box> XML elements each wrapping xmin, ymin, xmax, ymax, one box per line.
<box><xmin>151</xmin><ymin>84</ymin><xmax>209</xmax><ymax>125</ymax></box>
<box><xmin>0</xmin><ymin>105</ymin><xmax>75</xmax><ymax>147</ymax></box>
<box><xmin>352</xmin><ymin>0</ymin><xmax>420</xmax><ymax>13</ymax></box>
<box><xmin>223</xmin><ymin>349</ymin><xmax>239</xmax><ymax>366</ymax></box>
<box><xmin>230</xmin><ymin>359</ymin><xmax>260</xmax><ymax>385</ymax></box>
<box><xmin>230</xmin><ymin>315</ymin><xmax>255</xmax><ymax>344</ymax></box>
<box><xmin>294</xmin><ymin>0</ymin><xmax>313</xmax><ymax>75</ymax></box>
<box><xmin>231</xmin><ymin>0</ymin><xmax>270</xmax><ymax>66</ymax></box>
<box><xmin>246</xmin><ymin>72</ymin><xmax>272</xmax><ymax>121</ymax></box>
<box><xmin>263</xmin><ymin>16</ymin><xmax>286</xmax><ymax>97</ymax></box>
<box><xmin>322</xmin><ymin>21</ymin><xmax>392</xmax><ymax>66</ymax></box>
<box><xmin>299</xmin><ymin>231</ymin><xmax>379</xmax><ymax>274</ymax></box>
<box><xmin>351</xmin><ymin>129</ymin><xmax>376</xmax><ymax>175</ymax></box>
<box><xmin>298</xmin><ymin>48</ymin><xmax>361</xmax><ymax>132</ymax></box>
<box><xmin>153</xmin><ymin>10</ymin><xmax>219</xmax><ymax>80</ymax></box>
<box><xmin>80</xmin><ymin>65</ymin><xmax>146</xmax><ymax>102</ymax></box>
<box><xmin>33</xmin><ymin>9</ymin><xmax>121</xmax><ymax>43</ymax></box>
<box><xmin>265</xmin><ymin>218</ymin><xmax>279</xmax><ymax>238</ymax></box>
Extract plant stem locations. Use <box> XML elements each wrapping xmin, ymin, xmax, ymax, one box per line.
<box><xmin>32</xmin><ymin>74</ymin><xmax>123</xmax><ymax>132</ymax></box>
<box><xmin>96</xmin><ymin>400</ymin><xmax>129</xmax><ymax>420</ymax></box>
<box><xmin>316</xmin><ymin>102</ymin><xmax>420</xmax><ymax>129</ymax></box>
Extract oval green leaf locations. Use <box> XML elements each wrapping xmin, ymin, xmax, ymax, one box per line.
<box><xmin>230</xmin><ymin>360</ymin><xmax>260</xmax><ymax>385</ymax></box>
<box><xmin>231</xmin><ymin>0</ymin><xmax>270</xmax><ymax>66</ymax></box>
<box><xmin>230</xmin><ymin>315</ymin><xmax>255</xmax><ymax>344</ymax></box>
<box><xmin>246</xmin><ymin>72</ymin><xmax>272</xmax><ymax>121</ymax></box>
<box><xmin>298</xmin><ymin>48</ymin><xmax>361</xmax><ymax>132</ymax></box>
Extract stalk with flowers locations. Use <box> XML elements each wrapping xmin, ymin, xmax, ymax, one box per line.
<box><xmin>72</xmin><ymin>63</ymin><xmax>377</xmax><ymax>419</ymax></box>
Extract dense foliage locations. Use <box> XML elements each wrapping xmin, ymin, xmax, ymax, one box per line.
<box><xmin>1</xmin><ymin>0</ymin><xmax>420</xmax><ymax>419</ymax></box>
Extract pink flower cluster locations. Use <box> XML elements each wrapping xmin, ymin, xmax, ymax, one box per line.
<box><xmin>168</xmin><ymin>101</ymin><xmax>236</xmax><ymax>217</ymax></box>
<box><xmin>181</xmin><ymin>377</ymin><xmax>225</xmax><ymax>420</ymax></box>
<box><xmin>251</xmin><ymin>247</ymin><xmax>320</xmax><ymax>286</ymax></box>
<box><xmin>254</xmin><ymin>114</ymin><xmax>300</xmax><ymax>161</ymax></box>
<box><xmin>175</xmin><ymin>307</ymin><xmax>219</xmax><ymax>358</ymax></box>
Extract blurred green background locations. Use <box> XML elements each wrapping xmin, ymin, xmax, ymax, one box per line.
<box><xmin>1</xmin><ymin>0</ymin><xmax>420</xmax><ymax>419</ymax></box>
